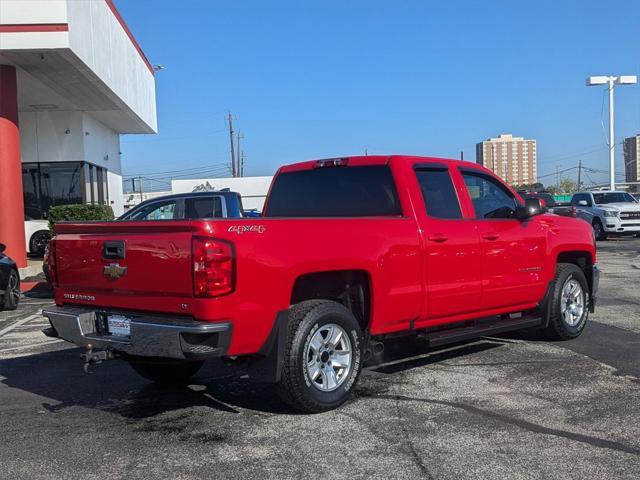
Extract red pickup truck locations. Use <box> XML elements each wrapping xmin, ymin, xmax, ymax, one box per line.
<box><xmin>44</xmin><ymin>156</ymin><xmax>598</xmax><ymax>412</ymax></box>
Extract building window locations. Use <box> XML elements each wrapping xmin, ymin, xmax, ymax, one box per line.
<box><xmin>22</xmin><ymin>161</ymin><xmax>109</xmax><ymax>220</ymax></box>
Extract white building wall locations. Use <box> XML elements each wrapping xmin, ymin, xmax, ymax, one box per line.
<box><xmin>0</xmin><ymin>0</ymin><xmax>67</xmax><ymax>23</ymax></box>
<box><xmin>18</xmin><ymin>111</ymin><xmax>124</xmax><ymax>215</ymax></box>
<box><xmin>1</xmin><ymin>0</ymin><xmax>157</xmax><ymax>133</ymax></box>
<box><xmin>82</xmin><ymin>113</ymin><xmax>121</xmax><ymax>174</ymax></box>
<box><xmin>108</xmin><ymin>170</ymin><xmax>124</xmax><ymax>216</ymax></box>
<box><xmin>18</xmin><ymin>111</ymin><xmax>84</xmax><ymax>163</ymax></box>
<box><xmin>66</xmin><ymin>0</ymin><xmax>157</xmax><ymax>132</ymax></box>
<box><xmin>172</xmin><ymin>176</ymin><xmax>274</xmax><ymax>211</ymax></box>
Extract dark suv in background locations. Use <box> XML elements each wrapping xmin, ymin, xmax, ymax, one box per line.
<box><xmin>120</xmin><ymin>191</ymin><xmax>245</xmax><ymax>221</ymax></box>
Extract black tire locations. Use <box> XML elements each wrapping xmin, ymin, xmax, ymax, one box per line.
<box><xmin>1</xmin><ymin>269</ymin><xmax>20</xmax><ymax>311</ymax></box>
<box><xmin>29</xmin><ymin>230</ymin><xmax>51</xmax><ymax>257</ymax></box>
<box><xmin>592</xmin><ymin>219</ymin><xmax>607</xmax><ymax>241</ymax></box>
<box><xmin>543</xmin><ymin>263</ymin><xmax>589</xmax><ymax>340</ymax></box>
<box><xmin>277</xmin><ymin>300</ymin><xmax>363</xmax><ymax>413</ymax></box>
<box><xmin>128</xmin><ymin>360</ymin><xmax>204</xmax><ymax>385</ymax></box>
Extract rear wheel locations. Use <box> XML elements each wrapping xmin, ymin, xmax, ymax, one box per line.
<box><xmin>128</xmin><ymin>360</ymin><xmax>204</xmax><ymax>385</ymax></box>
<box><xmin>543</xmin><ymin>263</ymin><xmax>589</xmax><ymax>340</ymax></box>
<box><xmin>2</xmin><ymin>270</ymin><xmax>20</xmax><ymax>311</ymax></box>
<box><xmin>592</xmin><ymin>219</ymin><xmax>607</xmax><ymax>241</ymax></box>
<box><xmin>277</xmin><ymin>300</ymin><xmax>363</xmax><ymax>413</ymax></box>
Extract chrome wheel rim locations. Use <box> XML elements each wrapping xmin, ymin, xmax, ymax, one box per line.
<box><xmin>561</xmin><ymin>278</ymin><xmax>584</xmax><ymax>326</ymax></box>
<box><xmin>8</xmin><ymin>273</ymin><xmax>20</xmax><ymax>304</ymax></box>
<box><xmin>305</xmin><ymin>324</ymin><xmax>352</xmax><ymax>392</ymax></box>
<box><xmin>33</xmin><ymin>232</ymin><xmax>50</xmax><ymax>254</ymax></box>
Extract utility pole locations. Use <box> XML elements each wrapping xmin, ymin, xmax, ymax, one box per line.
<box><xmin>228</xmin><ymin>112</ymin><xmax>236</xmax><ymax>177</ymax></box>
<box><xmin>137</xmin><ymin>176</ymin><xmax>143</xmax><ymax>202</ymax></box>
<box><xmin>460</xmin><ymin>151</ymin><xmax>464</xmax><ymax>161</ymax></box>
<box><xmin>240</xmin><ymin>152</ymin><xmax>246</xmax><ymax>177</ymax></box>
<box><xmin>364</xmin><ymin>147</ymin><xmax>368</xmax><ymax>156</ymax></box>
<box><xmin>556</xmin><ymin>166</ymin><xmax>560</xmax><ymax>190</ymax></box>
<box><xmin>236</xmin><ymin>131</ymin><xmax>243</xmax><ymax>177</ymax></box>
<box><xmin>578</xmin><ymin>159</ymin><xmax>582</xmax><ymax>188</ymax></box>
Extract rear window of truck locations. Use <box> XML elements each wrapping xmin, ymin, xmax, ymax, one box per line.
<box><xmin>265</xmin><ymin>165</ymin><xmax>402</xmax><ymax>217</ymax></box>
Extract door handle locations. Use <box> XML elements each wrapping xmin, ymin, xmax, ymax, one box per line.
<box><xmin>482</xmin><ymin>232</ymin><xmax>500</xmax><ymax>241</ymax></box>
<box><xmin>428</xmin><ymin>234</ymin><xmax>449</xmax><ymax>243</ymax></box>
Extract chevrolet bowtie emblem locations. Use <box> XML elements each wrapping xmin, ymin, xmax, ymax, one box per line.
<box><xmin>103</xmin><ymin>263</ymin><xmax>127</xmax><ymax>280</ymax></box>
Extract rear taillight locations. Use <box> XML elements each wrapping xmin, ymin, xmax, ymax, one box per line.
<box><xmin>192</xmin><ymin>237</ymin><xmax>234</xmax><ymax>297</ymax></box>
<box><xmin>48</xmin><ymin>239</ymin><xmax>57</xmax><ymax>287</ymax></box>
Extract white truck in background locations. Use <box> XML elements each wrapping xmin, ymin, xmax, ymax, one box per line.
<box><xmin>569</xmin><ymin>191</ymin><xmax>640</xmax><ymax>240</ymax></box>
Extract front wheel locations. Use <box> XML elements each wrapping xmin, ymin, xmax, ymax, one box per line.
<box><xmin>543</xmin><ymin>263</ymin><xmax>589</xmax><ymax>340</ymax></box>
<box><xmin>128</xmin><ymin>360</ymin><xmax>204</xmax><ymax>385</ymax></box>
<box><xmin>592</xmin><ymin>219</ymin><xmax>607</xmax><ymax>241</ymax></box>
<box><xmin>277</xmin><ymin>300</ymin><xmax>363</xmax><ymax>413</ymax></box>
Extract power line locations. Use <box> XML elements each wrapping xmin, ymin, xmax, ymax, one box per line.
<box><xmin>123</xmin><ymin>163</ymin><xmax>228</xmax><ymax>178</ymax></box>
<box><xmin>153</xmin><ymin>166</ymin><xmax>231</xmax><ymax>181</ymax></box>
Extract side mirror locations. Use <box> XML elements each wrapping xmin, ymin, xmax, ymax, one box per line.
<box><xmin>516</xmin><ymin>198</ymin><xmax>543</xmax><ymax>220</ymax></box>
<box><xmin>578</xmin><ymin>200</ymin><xmax>588</xmax><ymax>206</ymax></box>
<box><xmin>0</xmin><ymin>243</ymin><xmax>5</xmax><ymax>254</ymax></box>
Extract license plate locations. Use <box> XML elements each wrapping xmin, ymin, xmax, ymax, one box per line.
<box><xmin>107</xmin><ymin>315</ymin><xmax>131</xmax><ymax>337</ymax></box>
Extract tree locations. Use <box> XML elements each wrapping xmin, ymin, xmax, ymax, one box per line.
<box><xmin>559</xmin><ymin>178</ymin><xmax>579</xmax><ymax>194</ymax></box>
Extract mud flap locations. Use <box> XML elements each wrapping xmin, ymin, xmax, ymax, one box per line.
<box><xmin>246</xmin><ymin>310</ymin><xmax>289</xmax><ymax>383</ymax></box>
<box><xmin>537</xmin><ymin>281</ymin><xmax>554</xmax><ymax>328</ymax></box>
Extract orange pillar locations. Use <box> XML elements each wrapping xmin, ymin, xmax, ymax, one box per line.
<box><xmin>0</xmin><ymin>65</ymin><xmax>27</xmax><ymax>268</ymax></box>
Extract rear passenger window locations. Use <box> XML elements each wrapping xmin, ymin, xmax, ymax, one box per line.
<box><xmin>414</xmin><ymin>168</ymin><xmax>462</xmax><ymax>219</ymax></box>
<box><xmin>184</xmin><ymin>197</ymin><xmax>223</xmax><ymax>219</ymax></box>
<box><xmin>265</xmin><ymin>166</ymin><xmax>401</xmax><ymax>217</ymax></box>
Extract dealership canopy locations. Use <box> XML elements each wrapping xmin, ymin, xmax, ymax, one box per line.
<box><xmin>0</xmin><ymin>0</ymin><xmax>157</xmax><ymax>267</ymax></box>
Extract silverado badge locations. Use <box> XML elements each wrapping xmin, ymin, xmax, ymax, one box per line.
<box><xmin>103</xmin><ymin>263</ymin><xmax>127</xmax><ymax>280</ymax></box>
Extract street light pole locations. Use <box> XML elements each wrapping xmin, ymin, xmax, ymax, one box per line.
<box><xmin>586</xmin><ymin>75</ymin><xmax>637</xmax><ymax>191</ymax></box>
<box><xmin>608</xmin><ymin>77</ymin><xmax>615</xmax><ymax>191</ymax></box>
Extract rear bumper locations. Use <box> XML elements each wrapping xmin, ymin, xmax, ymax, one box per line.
<box><xmin>42</xmin><ymin>306</ymin><xmax>232</xmax><ymax>360</ymax></box>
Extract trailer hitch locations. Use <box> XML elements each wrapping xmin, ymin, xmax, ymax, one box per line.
<box><xmin>81</xmin><ymin>344</ymin><xmax>118</xmax><ymax>374</ymax></box>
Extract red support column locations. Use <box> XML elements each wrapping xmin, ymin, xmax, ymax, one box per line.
<box><xmin>0</xmin><ymin>65</ymin><xmax>27</xmax><ymax>268</ymax></box>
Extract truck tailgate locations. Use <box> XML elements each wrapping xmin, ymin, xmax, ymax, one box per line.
<box><xmin>54</xmin><ymin>222</ymin><xmax>194</xmax><ymax>299</ymax></box>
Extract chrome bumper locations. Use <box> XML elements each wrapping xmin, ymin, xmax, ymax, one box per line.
<box><xmin>42</xmin><ymin>306</ymin><xmax>232</xmax><ymax>360</ymax></box>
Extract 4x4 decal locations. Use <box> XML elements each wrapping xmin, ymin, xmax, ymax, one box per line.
<box><xmin>228</xmin><ymin>225</ymin><xmax>266</xmax><ymax>235</ymax></box>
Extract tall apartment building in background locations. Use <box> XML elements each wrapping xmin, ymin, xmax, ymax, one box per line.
<box><xmin>476</xmin><ymin>134</ymin><xmax>537</xmax><ymax>186</ymax></box>
<box><xmin>623</xmin><ymin>135</ymin><xmax>640</xmax><ymax>183</ymax></box>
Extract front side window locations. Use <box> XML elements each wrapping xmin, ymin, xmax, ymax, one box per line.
<box><xmin>414</xmin><ymin>168</ymin><xmax>462</xmax><ymax>219</ymax></box>
<box><xmin>265</xmin><ymin>165</ymin><xmax>401</xmax><ymax>217</ymax></box>
<box><xmin>571</xmin><ymin>194</ymin><xmax>592</xmax><ymax>206</ymax></box>
<box><xmin>462</xmin><ymin>172</ymin><xmax>518</xmax><ymax>219</ymax></box>
<box><xmin>126</xmin><ymin>200</ymin><xmax>177</xmax><ymax>220</ymax></box>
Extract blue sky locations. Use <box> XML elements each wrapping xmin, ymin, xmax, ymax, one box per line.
<box><xmin>118</xmin><ymin>0</ymin><xmax>640</xmax><ymax>189</ymax></box>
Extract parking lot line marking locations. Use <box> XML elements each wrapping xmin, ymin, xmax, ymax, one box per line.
<box><xmin>0</xmin><ymin>314</ymin><xmax>41</xmax><ymax>337</ymax></box>
<box><xmin>0</xmin><ymin>339</ymin><xmax>62</xmax><ymax>353</ymax></box>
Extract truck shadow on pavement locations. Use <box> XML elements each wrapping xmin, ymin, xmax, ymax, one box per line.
<box><xmin>1</xmin><ymin>337</ymin><xmax>508</xmax><ymax>418</ymax></box>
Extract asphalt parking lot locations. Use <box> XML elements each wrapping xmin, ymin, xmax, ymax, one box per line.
<box><xmin>1</xmin><ymin>239</ymin><xmax>639</xmax><ymax>480</ymax></box>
